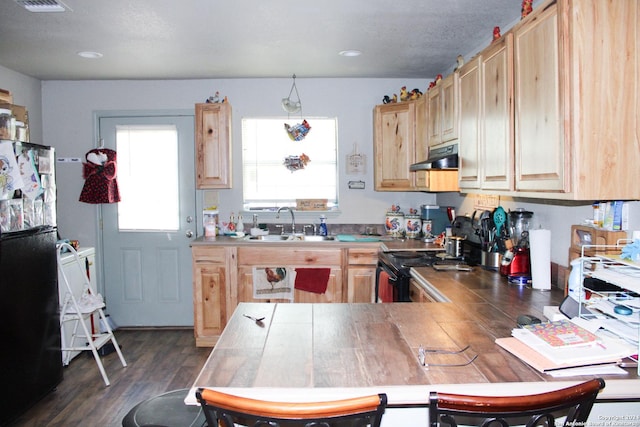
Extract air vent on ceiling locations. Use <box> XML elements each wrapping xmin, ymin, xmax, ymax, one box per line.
<box><xmin>15</xmin><ymin>0</ymin><xmax>71</xmax><ymax>12</ymax></box>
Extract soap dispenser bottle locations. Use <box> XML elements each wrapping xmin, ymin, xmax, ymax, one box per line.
<box><xmin>236</xmin><ymin>213</ymin><xmax>245</xmax><ymax>233</ymax></box>
<box><xmin>319</xmin><ymin>215</ymin><xmax>328</xmax><ymax>236</ymax></box>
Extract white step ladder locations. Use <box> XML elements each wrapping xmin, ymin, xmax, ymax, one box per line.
<box><xmin>57</xmin><ymin>242</ymin><xmax>126</xmax><ymax>386</ymax></box>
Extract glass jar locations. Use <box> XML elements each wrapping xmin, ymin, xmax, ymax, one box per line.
<box><xmin>0</xmin><ymin>108</ymin><xmax>16</xmax><ymax>140</ymax></box>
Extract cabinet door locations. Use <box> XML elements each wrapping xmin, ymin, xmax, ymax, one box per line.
<box><xmin>482</xmin><ymin>34</ymin><xmax>514</xmax><ymax>191</ymax></box>
<box><xmin>409</xmin><ymin>279</ymin><xmax>435</xmax><ymax>302</ymax></box>
<box><xmin>514</xmin><ymin>5</ymin><xmax>566</xmax><ymax>192</ymax></box>
<box><xmin>295</xmin><ymin>268</ymin><xmax>342</xmax><ymax>303</ymax></box>
<box><xmin>347</xmin><ymin>267</ymin><xmax>376</xmax><ymax>303</ymax></box>
<box><xmin>427</xmin><ymin>88</ymin><xmax>441</xmax><ymax>147</ymax></box>
<box><xmin>414</xmin><ymin>95</ymin><xmax>428</xmax><ymax>163</ymax></box>
<box><xmin>373</xmin><ymin>102</ymin><xmax>416</xmax><ymax>191</ymax></box>
<box><xmin>195</xmin><ymin>102</ymin><xmax>232</xmax><ymax>189</ymax></box>
<box><xmin>458</xmin><ymin>57</ymin><xmax>481</xmax><ymax>190</ymax></box>
<box><xmin>238</xmin><ymin>266</ymin><xmax>342</xmax><ymax>303</ymax></box>
<box><xmin>192</xmin><ymin>246</ymin><xmax>231</xmax><ymax>347</ymax></box>
<box><xmin>193</xmin><ymin>262</ymin><xmax>226</xmax><ymax>345</ymax></box>
<box><xmin>440</xmin><ymin>73</ymin><xmax>459</xmax><ymax>143</ymax></box>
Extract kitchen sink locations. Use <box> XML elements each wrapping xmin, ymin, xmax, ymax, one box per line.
<box><xmin>247</xmin><ymin>234</ymin><xmax>335</xmax><ymax>242</ymax></box>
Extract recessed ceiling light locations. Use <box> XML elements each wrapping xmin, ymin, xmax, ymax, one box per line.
<box><xmin>339</xmin><ymin>50</ymin><xmax>362</xmax><ymax>57</ymax></box>
<box><xmin>15</xmin><ymin>0</ymin><xmax>71</xmax><ymax>12</ymax></box>
<box><xmin>77</xmin><ymin>51</ymin><xmax>103</xmax><ymax>59</ymax></box>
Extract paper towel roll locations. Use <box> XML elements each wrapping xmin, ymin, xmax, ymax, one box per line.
<box><xmin>529</xmin><ymin>229</ymin><xmax>551</xmax><ymax>290</ymax></box>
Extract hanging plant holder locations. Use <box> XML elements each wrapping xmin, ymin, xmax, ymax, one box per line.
<box><xmin>282</xmin><ymin>74</ymin><xmax>302</xmax><ymax>114</ymax></box>
<box><xmin>282</xmin><ymin>74</ymin><xmax>311</xmax><ymax>141</ymax></box>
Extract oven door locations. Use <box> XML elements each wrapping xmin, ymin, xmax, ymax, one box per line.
<box><xmin>376</xmin><ymin>260</ymin><xmax>410</xmax><ymax>302</ymax></box>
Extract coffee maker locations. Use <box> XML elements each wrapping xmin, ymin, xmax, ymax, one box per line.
<box><xmin>499</xmin><ymin>209</ymin><xmax>533</xmax><ymax>284</ymax></box>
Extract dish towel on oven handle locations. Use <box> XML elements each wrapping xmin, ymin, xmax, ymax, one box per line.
<box><xmin>294</xmin><ymin>268</ymin><xmax>331</xmax><ymax>294</ymax></box>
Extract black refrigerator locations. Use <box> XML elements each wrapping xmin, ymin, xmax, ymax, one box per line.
<box><xmin>0</xmin><ymin>141</ymin><xmax>62</xmax><ymax>426</ymax></box>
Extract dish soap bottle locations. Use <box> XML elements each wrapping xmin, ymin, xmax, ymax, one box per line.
<box><xmin>236</xmin><ymin>213</ymin><xmax>245</xmax><ymax>233</ymax></box>
<box><xmin>319</xmin><ymin>215</ymin><xmax>328</xmax><ymax>236</ymax></box>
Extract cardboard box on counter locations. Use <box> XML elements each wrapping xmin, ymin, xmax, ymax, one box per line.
<box><xmin>0</xmin><ymin>88</ymin><xmax>12</xmax><ymax>104</ymax></box>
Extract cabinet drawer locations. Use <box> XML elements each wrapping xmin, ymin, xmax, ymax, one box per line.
<box><xmin>192</xmin><ymin>246</ymin><xmax>228</xmax><ymax>263</ymax></box>
<box><xmin>347</xmin><ymin>248</ymin><xmax>378</xmax><ymax>265</ymax></box>
<box><xmin>238</xmin><ymin>247</ymin><xmax>341</xmax><ymax>266</ymax></box>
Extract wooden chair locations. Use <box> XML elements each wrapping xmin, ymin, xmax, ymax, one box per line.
<box><xmin>195</xmin><ymin>388</ymin><xmax>387</xmax><ymax>427</ymax></box>
<box><xmin>429</xmin><ymin>378</ymin><xmax>605</xmax><ymax>427</ymax></box>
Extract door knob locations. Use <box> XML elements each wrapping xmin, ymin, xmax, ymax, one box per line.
<box><xmin>186</xmin><ymin>229</ymin><xmax>194</xmax><ymax>238</ymax></box>
<box><xmin>186</xmin><ymin>215</ymin><xmax>194</xmax><ymax>223</ymax></box>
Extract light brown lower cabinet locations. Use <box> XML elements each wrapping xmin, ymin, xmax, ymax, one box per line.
<box><xmin>192</xmin><ymin>246</ymin><xmax>237</xmax><ymax>347</ymax></box>
<box><xmin>192</xmin><ymin>244</ymin><xmax>380</xmax><ymax>346</ymax></box>
<box><xmin>236</xmin><ymin>247</ymin><xmax>342</xmax><ymax>304</ymax></box>
<box><xmin>409</xmin><ymin>279</ymin><xmax>435</xmax><ymax>302</ymax></box>
<box><xmin>346</xmin><ymin>248</ymin><xmax>378</xmax><ymax>303</ymax></box>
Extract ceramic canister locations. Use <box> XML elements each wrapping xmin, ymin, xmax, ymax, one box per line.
<box><xmin>385</xmin><ymin>211</ymin><xmax>405</xmax><ymax>236</ymax></box>
<box><xmin>405</xmin><ymin>214</ymin><xmax>421</xmax><ymax>238</ymax></box>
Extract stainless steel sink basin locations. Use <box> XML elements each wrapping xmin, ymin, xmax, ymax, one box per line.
<box><xmin>247</xmin><ymin>234</ymin><xmax>335</xmax><ymax>242</ymax></box>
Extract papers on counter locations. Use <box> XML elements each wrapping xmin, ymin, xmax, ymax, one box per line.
<box><xmin>496</xmin><ymin>317</ymin><xmax>637</xmax><ymax>374</ymax></box>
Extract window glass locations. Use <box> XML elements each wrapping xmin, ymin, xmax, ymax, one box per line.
<box><xmin>116</xmin><ymin>124</ymin><xmax>179</xmax><ymax>230</ymax></box>
<box><xmin>242</xmin><ymin>117</ymin><xmax>338</xmax><ymax>210</ymax></box>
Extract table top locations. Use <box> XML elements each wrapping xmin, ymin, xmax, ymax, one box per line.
<box><xmin>189</xmin><ymin>270</ymin><xmax>640</xmax><ymax>405</ymax></box>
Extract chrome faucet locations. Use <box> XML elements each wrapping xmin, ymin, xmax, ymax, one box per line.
<box><xmin>276</xmin><ymin>207</ymin><xmax>296</xmax><ymax>234</ymax></box>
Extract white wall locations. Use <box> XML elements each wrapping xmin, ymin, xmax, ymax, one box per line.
<box><xmin>41</xmin><ymin>78</ymin><xmax>438</xmax><ymax>248</ymax></box>
<box><xmin>4</xmin><ymin>72</ymin><xmax>637</xmax><ymax>268</ymax></box>
<box><xmin>437</xmin><ymin>192</ymin><xmax>640</xmax><ymax>267</ymax></box>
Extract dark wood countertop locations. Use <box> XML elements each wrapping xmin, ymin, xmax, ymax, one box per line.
<box><xmin>410</xmin><ymin>266</ymin><xmax>565</xmax><ymax>338</ymax></box>
<box><xmin>187</xmin><ymin>268</ymin><xmax>639</xmax><ymax>408</ymax></box>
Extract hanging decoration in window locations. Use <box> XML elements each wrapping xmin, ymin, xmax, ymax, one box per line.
<box><xmin>282</xmin><ymin>74</ymin><xmax>311</xmax><ymax>141</ymax></box>
<box><xmin>283</xmin><ymin>153</ymin><xmax>310</xmax><ymax>172</ymax></box>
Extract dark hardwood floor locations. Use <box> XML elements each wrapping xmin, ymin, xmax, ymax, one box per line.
<box><xmin>9</xmin><ymin>329</ymin><xmax>211</xmax><ymax>427</ymax></box>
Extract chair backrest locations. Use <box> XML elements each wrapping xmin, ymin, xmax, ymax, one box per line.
<box><xmin>429</xmin><ymin>378</ymin><xmax>605</xmax><ymax>427</ymax></box>
<box><xmin>195</xmin><ymin>388</ymin><xmax>387</xmax><ymax>427</ymax></box>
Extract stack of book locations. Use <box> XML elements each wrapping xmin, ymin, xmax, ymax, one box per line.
<box><xmin>496</xmin><ymin>319</ymin><xmax>636</xmax><ymax>373</ymax></box>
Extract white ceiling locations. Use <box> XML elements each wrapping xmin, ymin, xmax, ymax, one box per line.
<box><xmin>0</xmin><ymin>0</ymin><xmax>533</xmax><ymax>81</ymax></box>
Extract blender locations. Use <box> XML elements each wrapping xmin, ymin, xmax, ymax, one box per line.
<box><xmin>500</xmin><ymin>209</ymin><xmax>534</xmax><ymax>284</ymax></box>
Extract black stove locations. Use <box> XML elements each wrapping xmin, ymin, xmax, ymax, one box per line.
<box><xmin>376</xmin><ymin>250</ymin><xmax>447</xmax><ymax>302</ymax></box>
<box><xmin>379</xmin><ymin>251</ymin><xmax>439</xmax><ymax>272</ymax></box>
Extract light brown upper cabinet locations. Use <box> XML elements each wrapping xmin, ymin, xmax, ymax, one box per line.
<box><xmin>512</xmin><ymin>0</ymin><xmax>640</xmax><ymax>199</ymax></box>
<box><xmin>427</xmin><ymin>73</ymin><xmax>459</xmax><ymax>147</ymax></box>
<box><xmin>373</xmin><ymin>98</ymin><xmax>458</xmax><ymax>192</ymax></box>
<box><xmin>195</xmin><ymin>102</ymin><xmax>232</xmax><ymax>189</ymax></box>
<box><xmin>459</xmin><ymin>0</ymin><xmax>639</xmax><ymax>200</ymax></box>
<box><xmin>373</xmin><ymin>101</ymin><xmax>417</xmax><ymax>191</ymax></box>
<box><xmin>513</xmin><ymin>3</ymin><xmax>564</xmax><ymax>193</ymax></box>
<box><xmin>459</xmin><ymin>34</ymin><xmax>514</xmax><ymax>192</ymax></box>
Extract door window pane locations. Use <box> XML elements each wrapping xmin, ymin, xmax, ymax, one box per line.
<box><xmin>116</xmin><ymin>125</ymin><xmax>179</xmax><ymax>231</ymax></box>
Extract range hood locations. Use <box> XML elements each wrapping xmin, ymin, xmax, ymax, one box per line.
<box><xmin>410</xmin><ymin>144</ymin><xmax>458</xmax><ymax>171</ymax></box>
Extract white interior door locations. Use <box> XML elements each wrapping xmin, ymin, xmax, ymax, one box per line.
<box><xmin>99</xmin><ymin>114</ymin><xmax>196</xmax><ymax>326</ymax></box>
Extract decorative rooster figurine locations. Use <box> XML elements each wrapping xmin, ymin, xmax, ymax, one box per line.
<box><xmin>521</xmin><ymin>0</ymin><xmax>533</xmax><ymax>19</ymax></box>
<box><xmin>493</xmin><ymin>26</ymin><xmax>501</xmax><ymax>42</ymax></box>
